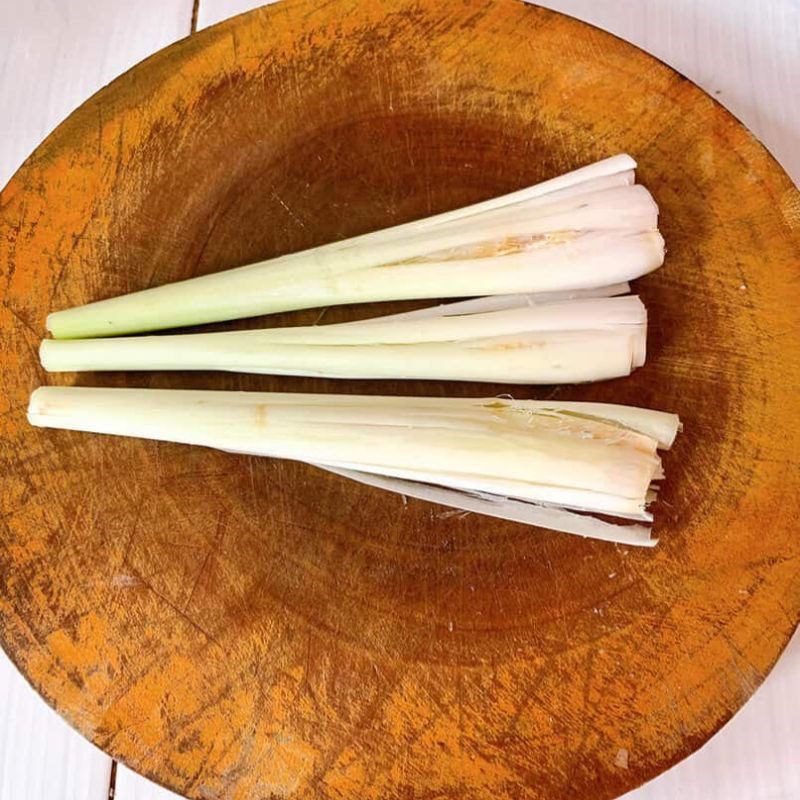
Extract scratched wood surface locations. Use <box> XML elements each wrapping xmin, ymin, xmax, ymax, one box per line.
<box><xmin>0</xmin><ymin>3</ymin><xmax>192</xmax><ymax>799</ymax></box>
<box><xmin>1</xmin><ymin>1</ymin><xmax>799</xmax><ymax>798</ymax></box>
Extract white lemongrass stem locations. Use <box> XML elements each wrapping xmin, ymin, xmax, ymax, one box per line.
<box><xmin>27</xmin><ymin>387</ymin><xmax>679</xmax><ymax>536</ymax></box>
<box><xmin>364</xmin><ymin>283</ymin><xmax>632</xmax><ymax>322</ymax></box>
<box><xmin>412</xmin><ymin>154</ymin><xmax>637</xmax><ymax>226</ymax></box>
<box><xmin>324</xmin><ymin>467</ymin><xmax>657</xmax><ymax>546</ymax></box>
<box><xmin>40</xmin><ymin>295</ymin><xmax>647</xmax><ymax>383</ymax></box>
<box><xmin>32</xmin><ymin>385</ymin><xmax>680</xmax><ymax>449</ymax></box>
<box><xmin>311</xmin><ymin>459</ymin><xmax>654</xmax><ymax>520</ymax></box>
<box><xmin>46</xmin><ymin>155</ymin><xmax>663</xmax><ymax>339</ymax></box>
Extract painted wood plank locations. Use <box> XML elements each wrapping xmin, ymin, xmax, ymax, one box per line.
<box><xmin>196</xmin><ymin>0</ymin><xmax>280</xmax><ymax>30</ymax></box>
<box><xmin>114</xmin><ymin>768</ymin><xmax>185</xmax><ymax>800</ymax></box>
<box><xmin>0</xmin><ymin>0</ymin><xmax>194</xmax><ymax>188</ymax></box>
<box><xmin>0</xmin><ymin>651</ymin><xmax>111</xmax><ymax>800</ymax></box>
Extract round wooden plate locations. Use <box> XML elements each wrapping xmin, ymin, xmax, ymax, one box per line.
<box><xmin>1</xmin><ymin>1</ymin><xmax>799</xmax><ymax>797</ymax></box>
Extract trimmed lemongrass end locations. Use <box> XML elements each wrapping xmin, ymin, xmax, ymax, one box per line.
<box><xmin>40</xmin><ymin>293</ymin><xmax>648</xmax><ymax>384</ymax></box>
<box><xmin>27</xmin><ymin>387</ymin><xmax>679</xmax><ymax>544</ymax></box>
<box><xmin>46</xmin><ymin>154</ymin><xmax>664</xmax><ymax>339</ymax></box>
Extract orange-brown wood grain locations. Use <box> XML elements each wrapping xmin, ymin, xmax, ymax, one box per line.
<box><xmin>1</xmin><ymin>1</ymin><xmax>799</xmax><ymax>798</ymax></box>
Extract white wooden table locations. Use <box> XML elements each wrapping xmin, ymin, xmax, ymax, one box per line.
<box><xmin>1</xmin><ymin>1</ymin><xmax>798</xmax><ymax>798</ymax></box>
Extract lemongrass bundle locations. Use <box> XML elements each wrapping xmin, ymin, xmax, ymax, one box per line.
<box><xmin>40</xmin><ymin>289</ymin><xmax>646</xmax><ymax>384</ymax></box>
<box><xmin>46</xmin><ymin>154</ymin><xmax>664</xmax><ymax>339</ymax></box>
<box><xmin>27</xmin><ymin>387</ymin><xmax>680</xmax><ymax>545</ymax></box>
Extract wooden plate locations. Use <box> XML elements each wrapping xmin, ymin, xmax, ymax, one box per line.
<box><xmin>1</xmin><ymin>1</ymin><xmax>798</xmax><ymax>797</ymax></box>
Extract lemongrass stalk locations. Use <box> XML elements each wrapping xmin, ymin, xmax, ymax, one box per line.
<box><xmin>40</xmin><ymin>295</ymin><xmax>647</xmax><ymax>383</ymax></box>
<box><xmin>46</xmin><ymin>155</ymin><xmax>662</xmax><ymax>339</ymax></box>
<box><xmin>34</xmin><ymin>385</ymin><xmax>677</xmax><ymax>448</ymax></box>
<box><xmin>27</xmin><ymin>388</ymin><xmax>679</xmax><ymax>535</ymax></box>
<box><xmin>40</xmin><ymin>330</ymin><xmax>642</xmax><ymax>384</ymax></box>
<box><xmin>363</xmin><ymin>283</ymin><xmax>632</xmax><ymax>322</ymax></box>
<box><xmin>48</xmin><ymin>228</ymin><xmax>662</xmax><ymax>339</ymax></box>
<box><xmin>382</xmin><ymin>184</ymin><xmax>658</xmax><ymax>252</ymax></box>
<box><xmin>246</xmin><ymin>392</ymin><xmax>680</xmax><ymax>449</ymax></box>
<box><xmin>310</xmin><ymin>460</ymin><xmax>654</xmax><ymax>520</ymax></box>
<box><xmin>324</xmin><ymin>467</ymin><xmax>657</xmax><ymax>546</ymax></box>
<box><xmin>414</xmin><ymin>154</ymin><xmax>637</xmax><ymax>226</ymax></box>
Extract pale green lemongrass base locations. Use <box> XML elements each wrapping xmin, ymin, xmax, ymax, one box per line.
<box><xmin>41</xmin><ymin>293</ymin><xmax>647</xmax><ymax>384</ymax></box>
<box><xmin>46</xmin><ymin>155</ymin><xmax>663</xmax><ymax>338</ymax></box>
<box><xmin>27</xmin><ymin>387</ymin><xmax>680</xmax><ymax>543</ymax></box>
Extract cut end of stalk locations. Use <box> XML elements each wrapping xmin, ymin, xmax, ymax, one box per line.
<box><xmin>39</xmin><ymin>339</ymin><xmax>60</xmax><ymax>371</ymax></box>
<box><xmin>45</xmin><ymin>311</ymin><xmax>66</xmax><ymax>339</ymax></box>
